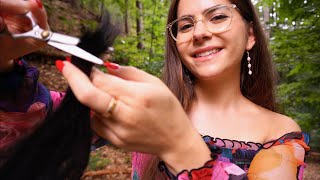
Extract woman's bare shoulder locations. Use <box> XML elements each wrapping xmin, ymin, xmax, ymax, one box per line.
<box><xmin>264</xmin><ymin>110</ymin><xmax>301</xmax><ymax>141</ymax></box>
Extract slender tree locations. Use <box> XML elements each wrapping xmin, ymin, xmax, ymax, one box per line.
<box><xmin>136</xmin><ymin>0</ymin><xmax>145</xmax><ymax>49</ymax></box>
<box><xmin>124</xmin><ymin>0</ymin><xmax>130</xmax><ymax>34</ymax></box>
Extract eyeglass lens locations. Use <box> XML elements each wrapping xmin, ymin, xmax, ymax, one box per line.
<box><xmin>169</xmin><ymin>5</ymin><xmax>234</xmax><ymax>42</ymax></box>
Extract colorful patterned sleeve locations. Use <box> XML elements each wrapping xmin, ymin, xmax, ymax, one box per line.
<box><xmin>157</xmin><ymin>132</ymin><xmax>310</xmax><ymax>180</ymax></box>
<box><xmin>50</xmin><ymin>91</ymin><xmax>66</xmax><ymax>111</ymax></box>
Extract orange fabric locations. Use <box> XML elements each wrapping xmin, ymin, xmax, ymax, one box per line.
<box><xmin>248</xmin><ymin>139</ymin><xmax>308</xmax><ymax>179</ymax></box>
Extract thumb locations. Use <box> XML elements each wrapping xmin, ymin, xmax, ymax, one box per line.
<box><xmin>105</xmin><ymin>62</ymin><xmax>161</xmax><ymax>83</ymax></box>
<box><xmin>29</xmin><ymin>0</ymin><xmax>49</xmax><ymax>30</ymax></box>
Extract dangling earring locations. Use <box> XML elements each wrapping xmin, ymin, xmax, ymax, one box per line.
<box><xmin>247</xmin><ymin>51</ymin><xmax>252</xmax><ymax>75</ymax></box>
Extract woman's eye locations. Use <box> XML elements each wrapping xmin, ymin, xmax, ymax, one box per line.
<box><xmin>210</xmin><ymin>14</ymin><xmax>229</xmax><ymax>23</ymax></box>
<box><xmin>178</xmin><ymin>23</ymin><xmax>194</xmax><ymax>32</ymax></box>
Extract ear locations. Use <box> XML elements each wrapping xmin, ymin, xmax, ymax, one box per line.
<box><xmin>246</xmin><ymin>25</ymin><xmax>256</xmax><ymax>51</ymax></box>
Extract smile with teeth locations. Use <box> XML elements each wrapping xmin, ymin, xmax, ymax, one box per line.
<box><xmin>194</xmin><ymin>49</ymin><xmax>222</xmax><ymax>58</ymax></box>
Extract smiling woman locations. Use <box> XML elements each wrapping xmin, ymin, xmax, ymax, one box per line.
<box><xmin>129</xmin><ymin>0</ymin><xmax>310</xmax><ymax>179</ymax></box>
<box><xmin>0</xmin><ymin>0</ymin><xmax>311</xmax><ymax>179</ymax></box>
<box><xmin>49</xmin><ymin>0</ymin><xmax>310</xmax><ymax>179</ymax></box>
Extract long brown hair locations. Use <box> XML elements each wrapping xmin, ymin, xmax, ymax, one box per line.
<box><xmin>163</xmin><ymin>0</ymin><xmax>278</xmax><ymax>111</ymax></box>
<box><xmin>140</xmin><ymin>0</ymin><xmax>279</xmax><ymax>179</ymax></box>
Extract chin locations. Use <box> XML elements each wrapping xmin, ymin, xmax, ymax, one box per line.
<box><xmin>193</xmin><ymin>65</ymin><xmax>222</xmax><ymax>77</ymax></box>
<box><xmin>193</xmin><ymin>72</ymin><xmax>220</xmax><ymax>81</ymax></box>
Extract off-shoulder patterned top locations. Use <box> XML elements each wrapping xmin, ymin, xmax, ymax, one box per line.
<box><xmin>132</xmin><ymin>132</ymin><xmax>310</xmax><ymax>180</ymax></box>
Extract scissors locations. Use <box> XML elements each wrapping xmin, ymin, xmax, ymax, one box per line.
<box><xmin>11</xmin><ymin>12</ymin><xmax>104</xmax><ymax>65</ymax></box>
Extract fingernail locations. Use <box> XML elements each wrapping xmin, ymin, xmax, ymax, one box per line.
<box><xmin>104</xmin><ymin>62</ymin><xmax>120</xmax><ymax>70</ymax></box>
<box><xmin>65</xmin><ymin>56</ymin><xmax>71</xmax><ymax>63</ymax></box>
<box><xmin>55</xmin><ymin>60</ymin><xmax>65</xmax><ymax>72</ymax></box>
<box><xmin>36</xmin><ymin>0</ymin><xmax>43</xmax><ymax>8</ymax></box>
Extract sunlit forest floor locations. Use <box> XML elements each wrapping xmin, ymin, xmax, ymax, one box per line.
<box><xmin>27</xmin><ymin>56</ymin><xmax>319</xmax><ymax>179</ymax></box>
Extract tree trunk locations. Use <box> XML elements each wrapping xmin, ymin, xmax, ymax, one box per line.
<box><xmin>124</xmin><ymin>0</ymin><xmax>130</xmax><ymax>34</ymax></box>
<box><xmin>263</xmin><ymin>6</ymin><xmax>270</xmax><ymax>39</ymax></box>
<box><xmin>136</xmin><ymin>0</ymin><xmax>145</xmax><ymax>49</ymax></box>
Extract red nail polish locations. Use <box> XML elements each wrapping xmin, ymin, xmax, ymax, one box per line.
<box><xmin>65</xmin><ymin>56</ymin><xmax>71</xmax><ymax>62</ymax></box>
<box><xmin>36</xmin><ymin>0</ymin><xmax>43</xmax><ymax>8</ymax></box>
<box><xmin>55</xmin><ymin>60</ymin><xmax>65</xmax><ymax>72</ymax></box>
<box><xmin>104</xmin><ymin>62</ymin><xmax>120</xmax><ymax>70</ymax></box>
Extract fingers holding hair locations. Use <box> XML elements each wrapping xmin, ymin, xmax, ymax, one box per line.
<box><xmin>60</xmin><ymin>61</ymin><xmax>130</xmax><ymax>119</ymax></box>
<box><xmin>60</xmin><ymin>61</ymin><xmax>110</xmax><ymax>112</ymax></box>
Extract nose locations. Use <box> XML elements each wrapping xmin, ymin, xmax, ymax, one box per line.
<box><xmin>192</xmin><ymin>20</ymin><xmax>212</xmax><ymax>42</ymax></box>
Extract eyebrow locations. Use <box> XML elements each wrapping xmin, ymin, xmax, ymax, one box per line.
<box><xmin>177</xmin><ymin>4</ymin><xmax>222</xmax><ymax>19</ymax></box>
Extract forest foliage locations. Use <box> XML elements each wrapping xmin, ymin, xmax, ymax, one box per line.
<box><xmin>56</xmin><ymin>0</ymin><xmax>319</xmax><ymax>151</ymax></box>
<box><xmin>256</xmin><ymin>0</ymin><xmax>319</xmax><ymax>151</ymax></box>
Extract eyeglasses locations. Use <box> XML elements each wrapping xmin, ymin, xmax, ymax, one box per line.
<box><xmin>167</xmin><ymin>4</ymin><xmax>237</xmax><ymax>43</ymax></box>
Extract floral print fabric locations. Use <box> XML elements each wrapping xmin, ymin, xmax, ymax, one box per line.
<box><xmin>132</xmin><ymin>132</ymin><xmax>310</xmax><ymax>179</ymax></box>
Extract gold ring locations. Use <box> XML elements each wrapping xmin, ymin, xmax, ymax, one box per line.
<box><xmin>105</xmin><ymin>97</ymin><xmax>117</xmax><ymax>117</ymax></box>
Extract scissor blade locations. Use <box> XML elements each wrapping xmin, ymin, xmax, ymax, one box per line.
<box><xmin>50</xmin><ymin>32</ymin><xmax>80</xmax><ymax>45</ymax></box>
<box><xmin>48</xmin><ymin>41</ymin><xmax>104</xmax><ymax>65</ymax></box>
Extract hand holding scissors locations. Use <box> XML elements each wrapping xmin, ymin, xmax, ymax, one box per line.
<box><xmin>11</xmin><ymin>12</ymin><xmax>104</xmax><ymax>65</ymax></box>
<box><xmin>0</xmin><ymin>0</ymin><xmax>50</xmax><ymax>72</ymax></box>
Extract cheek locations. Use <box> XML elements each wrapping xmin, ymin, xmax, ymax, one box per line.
<box><xmin>176</xmin><ymin>43</ymin><xmax>189</xmax><ymax>62</ymax></box>
<box><xmin>176</xmin><ymin>44</ymin><xmax>195</xmax><ymax>72</ymax></box>
<box><xmin>224</xmin><ymin>30</ymin><xmax>248</xmax><ymax>60</ymax></box>
<box><xmin>176</xmin><ymin>42</ymin><xmax>185</xmax><ymax>56</ymax></box>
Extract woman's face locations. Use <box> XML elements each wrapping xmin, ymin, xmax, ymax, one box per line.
<box><xmin>175</xmin><ymin>0</ymin><xmax>255</xmax><ymax>81</ymax></box>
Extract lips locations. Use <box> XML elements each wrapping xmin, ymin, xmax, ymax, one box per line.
<box><xmin>193</xmin><ymin>48</ymin><xmax>222</xmax><ymax>58</ymax></box>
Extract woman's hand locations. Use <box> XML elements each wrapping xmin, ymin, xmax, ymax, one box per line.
<box><xmin>60</xmin><ymin>62</ymin><xmax>211</xmax><ymax>174</ymax></box>
<box><xmin>0</xmin><ymin>0</ymin><xmax>49</xmax><ymax>72</ymax></box>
